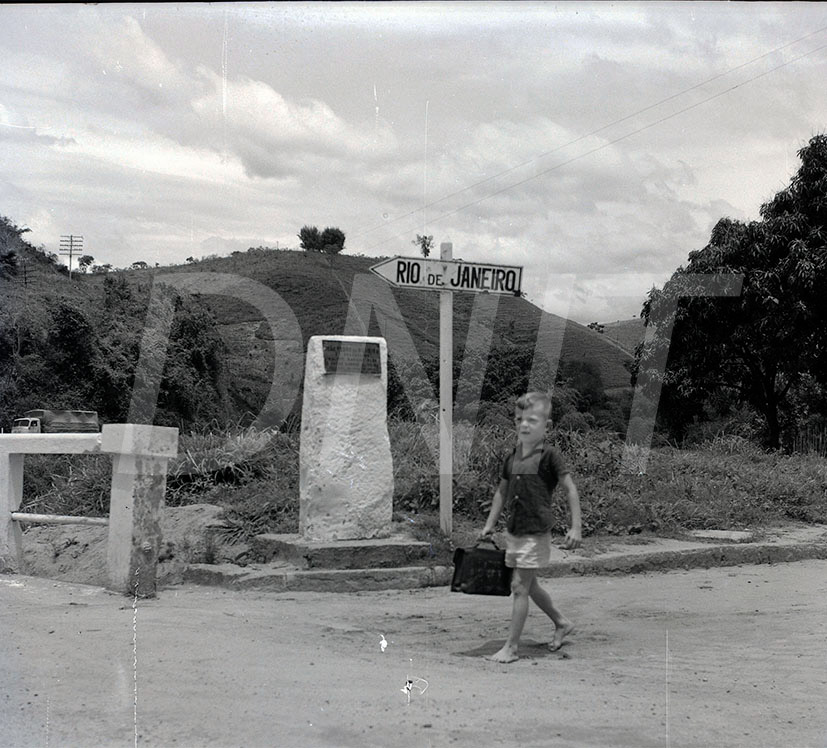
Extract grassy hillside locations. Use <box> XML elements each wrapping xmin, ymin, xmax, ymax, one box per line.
<box><xmin>1</xmin><ymin>233</ymin><xmax>231</xmax><ymax>429</ymax></box>
<box><xmin>599</xmin><ymin>318</ymin><xmax>646</xmax><ymax>356</ymax></box>
<box><xmin>95</xmin><ymin>248</ymin><xmax>634</xmax><ymax>415</ymax></box>
<box><xmin>2</xmin><ymin>242</ymin><xmax>83</xmax><ymax>307</ymax></box>
<box><xmin>3</xmin><ymin>231</ymin><xmax>634</xmax><ymax>427</ymax></box>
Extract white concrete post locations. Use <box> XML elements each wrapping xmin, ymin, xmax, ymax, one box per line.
<box><xmin>0</xmin><ymin>452</ymin><xmax>24</xmax><ymax>573</ymax></box>
<box><xmin>102</xmin><ymin>424</ymin><xmax>179</xmax><ymax>598</ymax></box>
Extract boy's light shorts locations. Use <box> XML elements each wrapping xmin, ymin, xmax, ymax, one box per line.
<box><xmin>504</xmin><ymin>531</ymin><xmax>552</xmax><ymax>569</ymax></box>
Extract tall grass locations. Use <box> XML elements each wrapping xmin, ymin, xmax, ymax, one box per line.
<box><xmin>792</xmin><ymin>426</ymin><xmax>827</xmax><ymax>458</ymax></box>
<box><xmin>166</xmin><ymin>426</ymin><xmax>300</xmax><ymax>544</ymax></box>
<box><xmin>20</xmin><ymin>421</ymin><xmax>827</xmax><ymax>543</ymax></box>
<box><xmin>389</xmin><ymin>422</ymin><xmax>827</xmax><ymax>535</ymax></box>
<box><xmin>22</xmin><ymin>454</ymin><xmax>112</xmax><ymax>517</ymax></box>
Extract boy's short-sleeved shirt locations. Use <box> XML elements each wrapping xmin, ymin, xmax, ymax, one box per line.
<box><xmin>501</xmin><ymin>442</ymin><xmax>569</xmax><ymax>536</ymax></box>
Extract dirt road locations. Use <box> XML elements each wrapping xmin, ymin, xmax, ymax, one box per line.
<box><xmin>2</xmin><ymin>561</ymin><xmax>826</xmax><ymax>747</ymax></box>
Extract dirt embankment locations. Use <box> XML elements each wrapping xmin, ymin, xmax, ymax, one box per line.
<box><xmin>19</xmin><ymin>504</ymin><xmax>234</xmax><ymax>587</ymax></box>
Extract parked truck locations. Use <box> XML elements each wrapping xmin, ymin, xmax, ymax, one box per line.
<box><xmin>11</xmin><ymin>409</ymin><xmax>100</xmax><ymax>434</ymax></box>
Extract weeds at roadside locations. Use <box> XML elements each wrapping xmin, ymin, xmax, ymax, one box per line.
<box><xmin>19</xmin><ymin>421</ymin><xmax>827</xmax><ymax>543</ymax></box>
<box><xmin>22</xmin><ymin>454</ymin><xmax>111</xmax><ymax>518</ymax></box>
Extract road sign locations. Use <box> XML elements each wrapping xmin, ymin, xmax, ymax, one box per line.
<box><xmin>370</xmin><ymin>256</ymin><xmax>523</xmax><ymax>296</ymax></box>
<box><xmin>369</xmin><ymin>246</ymin><xmax>522</xmax><ymax>535</ymax></box>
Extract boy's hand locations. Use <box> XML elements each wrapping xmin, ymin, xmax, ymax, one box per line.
<box><xmin>477</xmin><ymin>528</ymin><xmax>494</xmax><ymax>542</ymax></box>
<box><xmin>561</xmin><ymin>528</ymin><xmax>582</xmax><ymax>550</ymax></box>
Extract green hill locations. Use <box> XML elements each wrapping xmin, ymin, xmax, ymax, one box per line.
<box><xmin>98</xmin><ymin>248</ymin><xmax>634</xmax><ymax>416</ymax></box>
<box><xmin>2</xmin><ymin>220</ymin><xmax>634</xmax><ymax>427</ymax></box>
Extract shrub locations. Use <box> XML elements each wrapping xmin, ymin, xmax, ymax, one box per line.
<box><xmin>557</xmin><ymin>411</ymin><xmax>594</xmax><ymax>432</ymax></box>
<box><xmin>206</xmin><ymin>480</ymin><xmax>298</xmax><ymax>545</ymax></box>
<box><xmin>167</xmin><ymin>425</ymin><xmax>298</xmax><ymax>505</ymax></box>
<box><xmin>22</xmin><ymin>454</ymin><xmax>112</xmax><ymax>517</ymax></box>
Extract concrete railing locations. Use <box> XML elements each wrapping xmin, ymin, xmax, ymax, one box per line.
<box><xmin>0</xmin><ymin>424</ymin><xmax>178</xmax><ymax>598</ymax></box>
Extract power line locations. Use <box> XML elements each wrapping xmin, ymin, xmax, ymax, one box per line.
<box><xmin>364</xmin><ymin>36</ymin><xmax>827</xmax><ymax>252</ymax></box>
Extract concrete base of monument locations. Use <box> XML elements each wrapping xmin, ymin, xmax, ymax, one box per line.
<box><xmin>251</xmin><ymin>533</ymin><xmax>440</xmax><ymax>570</ymax></box>
<box><xmin>176</xmin><ymin>525</ymin><xmax>455</xmax><ymax>593</ymax></box>
<box><xmin>177</xmin><ymin>519</ymin><xmax>458</xmax><ymax>592</ymax></box>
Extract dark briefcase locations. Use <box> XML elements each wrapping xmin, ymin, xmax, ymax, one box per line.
<box><xmin>451</xmin><ymin>540</ymin><xmax>513</xmax><ymax>596</ymax></box>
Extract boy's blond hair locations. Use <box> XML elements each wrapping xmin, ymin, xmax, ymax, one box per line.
<box><xmin>515</xmin><ymin>391</ymin><xmax>552</xmax><ymax>420</ymax></box>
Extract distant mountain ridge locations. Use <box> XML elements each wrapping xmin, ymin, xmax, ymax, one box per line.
<box><xmin>598</xmin><ymin>318</ymin><xmax>646</xmax><ymax>356</ymax></box>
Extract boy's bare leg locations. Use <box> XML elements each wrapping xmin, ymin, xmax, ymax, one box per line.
<box><xmin>488</xmin><ymin>569</ymin><xmax>534</xmax><ymax>663</ymax></box>
<box><xmin>529</xmin><ymin>578</ymin><xmax>575</xmax><ymax>651</ymax></box>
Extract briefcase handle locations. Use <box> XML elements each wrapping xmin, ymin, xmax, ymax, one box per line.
<box><xmin>475</xmin><ymin>536</ymin><xmax>502</xmax><ymax>551</ymax></box>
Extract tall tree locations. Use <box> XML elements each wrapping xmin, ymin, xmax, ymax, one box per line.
<box><xmin>636</xmin><ymin>134</ymin><xmax>827</xmax><ymax>449</ymax></box>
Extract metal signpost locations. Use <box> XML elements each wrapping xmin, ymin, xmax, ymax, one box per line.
<box><xmin>370</xmin><ymin>246</ymin><xmax>524</xmax><ymax>535</ymax></box>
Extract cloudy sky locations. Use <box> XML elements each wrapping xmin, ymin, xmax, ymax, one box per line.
<box><xmin>1</xmin><ymin>3</ymin><xmax>825</xmax><ymax>323</ymax></box>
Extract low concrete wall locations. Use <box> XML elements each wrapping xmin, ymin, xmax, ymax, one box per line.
<box><xmin>0</xmin><ymin>424</ymin><xmax>178</xmax><ymax>598</ymax></box>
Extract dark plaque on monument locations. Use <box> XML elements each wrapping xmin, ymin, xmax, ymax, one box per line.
<box><xmin>322</xmin><ymin>340</ymin><xmax>382</xmax><ymax>376</ymax></box>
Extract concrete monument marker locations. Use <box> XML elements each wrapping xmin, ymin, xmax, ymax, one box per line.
<box><xmin>300</xmin><ymin>335</ymin><xmax>393</xmax><ymax>541</ymax></box>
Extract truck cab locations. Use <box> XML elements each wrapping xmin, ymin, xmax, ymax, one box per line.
<box><xmin>11</xmin><ymin>417</ymin><xmax>41</xmax><ymax>434</ymax></box>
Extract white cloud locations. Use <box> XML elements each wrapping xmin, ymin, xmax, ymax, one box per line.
<box><xmin>189</xmin><ymin>68</ymin><xmax>398</xmax><ymax>179</ymax></box>
<box><xmin>0</xmin><ymin>2</ymin><xmax>824</xmax><ymax>322</ymax></box>
<box><xmin>87</xmin><ymin>15</ymin><xmax>190</xmax><ymax>93</ymax></box>
<box><xmin>60</xmin><ymin>129</ymin><xmax>246</xmax><ymax>185</ymax></box>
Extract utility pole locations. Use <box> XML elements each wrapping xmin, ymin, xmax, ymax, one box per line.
<box><xmin>59</xmin><ymin>234</ymin><xmax>83</xmax><ymax>278</ymax></box>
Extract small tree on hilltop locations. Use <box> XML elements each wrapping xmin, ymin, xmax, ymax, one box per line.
<box><xmin>320</xmin><ymin>226</ymin><xmax>346</xmax><ymax>254</ymax></box>
<box><xmin>412</xmin><ymin>234</ymin><xmax>433</xmax><ymax>258</ymax></box>
<box><xmin>78</xmin><ymin>255</ymin><xmax>94</xmax><ymax>273</ymax></box>
<box><xmin>299</xmin><ymin>225</ymin><xmax>323</xmax><ymax>252</ymax></box>
<box><xmin>299</xmin><ymin>225</ymin><xmax>346</xmax><ymax>254</ymax></box>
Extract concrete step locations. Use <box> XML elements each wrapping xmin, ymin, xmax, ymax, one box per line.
<box><xmin>181</xmin><ymin>562</ymin><xmax>454</xmax><ymax>593</ymax></box>
<box><xmin>251</xmin><ymin>533</ymin><xmax>444</xmax><ymax>569</ymax></box>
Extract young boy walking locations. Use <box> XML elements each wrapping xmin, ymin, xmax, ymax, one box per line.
<box><xmin>479</xmin><ymin>392</ymin><xmax>582</xmax><ymax>663</ymax></box>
